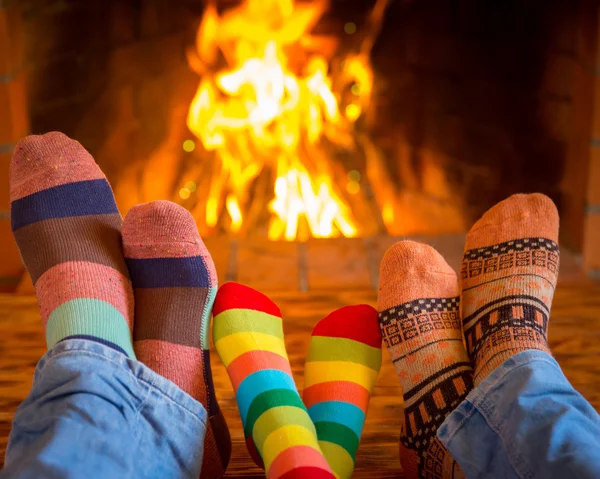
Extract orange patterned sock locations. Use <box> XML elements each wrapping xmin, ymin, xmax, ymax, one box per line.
<box><xmin>461</xmin><ymin>193</ymin><xmax>558</xmax><ymax>386</ymax></box>
<box><xmin>378</xmin><ymin>241</ymin><xmax>472</xmax><ymax>479</ymax></box>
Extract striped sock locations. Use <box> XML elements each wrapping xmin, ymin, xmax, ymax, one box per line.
<box><xmin>378</xmin><ymin>241</ymin><xmax>473</xmax><ymax>479</ymax></box>
<box><xmin>461</xmin><ymin>193</ymin><xmax>558</xmax><ymax>386</ymax></box>
<box><xmin>213</xmin><ymin>282</ymin><xmax>335</xmax><ymax>479</ymax></box>
<box><xmin>9</xmin><ymin>132</ymin><xmax>134</xmax><ymax>357</ymax></box>
<box><xmin>122</xmin><ymin>201</ymin><xmax>231</xmax><ymax>479</ymax></box>
<box><xmin>303</xmin><ymin>305</ymin><xmax>382</xmax><ymax>479</ymax></box>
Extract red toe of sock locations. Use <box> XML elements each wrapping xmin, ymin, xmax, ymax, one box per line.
<box><xmin>311</xmin><ymin>304</ymin><xmax>381</xmax><ymax>348</ymax></box>
<box><xmin>213</xmin><ymin>282</ymin><xmax>281</xmax><ymax>318</ymax></box>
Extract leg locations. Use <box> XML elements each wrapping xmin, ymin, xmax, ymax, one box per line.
<box><xmin>377</xmin><ymin>241</ymin><xmax>473</xmax><ymax>478</ymax></box>
<box><xmin>4</xmin><ymin>134</ymin><xmax>207</xmax><ymax>478</ymax></box>
<box><xmin>303</xmin><ymin>305</ymin><xmax>382</xmax><ymax>479</ymax></box>
<box><xmin>2</xmin><ymin>341</ymin><xmax>208</xmax><ymax>479</ymax></box>
<box><xmin>438</xmin><ymin>193</ymin><xmax>600</xmax><ymax>479</ymax></box>
<box><xmin>122</xmin><ymin>201</ymin><xmax>231</xmax><ymax>478</ymax></box>
<box><xmin>213</xmin><ymin>282</ymin><xmax>335</xmax><ymax>479</ymax></box>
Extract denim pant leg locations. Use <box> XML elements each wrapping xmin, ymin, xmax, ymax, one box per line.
<box><xmin>437</xmin><ymin>350</ymin><xmax>600</xmax><ymax>479</ymax></box>
<box><xmin>2</xmin><ymin>339</ymin><xmax>207</xmax><ymax>479</ymax></box>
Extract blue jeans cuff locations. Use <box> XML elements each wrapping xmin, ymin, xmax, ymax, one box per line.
<box><xmin>436</xmin><ymin>350</ymin><xmax>600</xmax><ymax>479</ymax></box>
<box><xmin>38</xmin><ymin>339</ymin><xmax>208</xmax><ymax>424</ymax></box>
<box><xmin>4</xmin><ymin>339</ymin><xmax>209</xmax><ymax>478</ymax></box>
<box><xmin>437</xmin><ymin>350</ymin><xmax>557</xmax><ymax>447</ymax></box>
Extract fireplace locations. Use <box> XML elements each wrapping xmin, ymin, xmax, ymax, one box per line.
<box><xmin>1</xmin><ymin>0</ymin><xmax>599</xmax><ymax>290</ymax></box>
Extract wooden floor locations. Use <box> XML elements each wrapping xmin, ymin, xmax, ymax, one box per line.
<box><xmin>1</xmin><ymin>235</ymin><xmax>600</xmax><ymax>477</ymax></box>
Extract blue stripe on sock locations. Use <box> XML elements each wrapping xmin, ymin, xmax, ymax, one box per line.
<box><xmin>58</xmin><ymin>335</ymin><xmax>129</xmax><ymax>356</ymax></box>
<box><xmin>11</xmin><ymin>179</ymin><xmax>119</xmax><ymax>231</ymax></box>
<box><xmin>236</xmin><ymin>369</ymin><xmax>298</xmax><ymax>424</ymax></box>
<box><xmin>308</xmin><ymin>401</ymin><xmax>366</xmax><ymax>439</ymax></box>
<box><xmin>125</xmin><ymin>256</ymin><xmax>211</xmax><ymax>288</ymax></box>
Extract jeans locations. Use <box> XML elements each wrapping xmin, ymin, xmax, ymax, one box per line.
<box><xmin>438</xmin><ymin>350</ymin><xmax>600</xmax><ymax>479</ymax></box>
<box><xmin>1</xmin><ymin>339</ymin><xmax>207</xmax><ymax>479</ymax></box>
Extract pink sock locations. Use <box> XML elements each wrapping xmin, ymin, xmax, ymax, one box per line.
<box><xmin>122</xmin><ymin>200</ymin><xmax>231</xmax><ymax>478</ymax></box>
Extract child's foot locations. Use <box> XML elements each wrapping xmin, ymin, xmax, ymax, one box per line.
<box><xmin>213</xmin><ymin>282</ymin><xmax>335</xmax><ymax>479</ymax></box>
<box><xmin>122</xmin><ymin>201</ymin><xmax>230</xmax><ymax>479</ymax></box>
<box><xmin>461</xmin><ymin>193</ymin><xmax>558</xmax><ymax>386</ymax></box>
<box><xmin>303</xmin><ymin>305</ymin><xmax>382</xmax><ymax>479</ymax></box>
<box><xmin>378</xmin><ymin>241</ymin><xmax>472</xmax><ymax>479</ymax></box>
<box><xmin>10</xmin><ymin>132</ymin><xmax>134</xmax><ymax>356</ymax></box>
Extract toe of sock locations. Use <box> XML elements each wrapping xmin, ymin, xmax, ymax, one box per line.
<box><xmin>213</xmin><ymin>282</ymin><xmax>281</xmax><ymax>317</ymax></box>
<box><xmin>122</xmin><ymin>200</ymin><xmax>211</xmax><ymax>260</ymax></box>
<box><xmin>312</xmin><ymin>305</ymin><xmax>381</xmax><ymax>349</ymax></box>
<box><xmin>378</xmin><ymin>241</ymin><xmax>457</xmax><ymax>311</ymax></box>
<box><xmin>10</xmin><ymin>132</ymin><xmax>104</xmax><ymax>202</ymax></box>
<box><xmin>467</xmin><ymin>193</ymin><xmax>559</xmax><ymax>248</ymax></box>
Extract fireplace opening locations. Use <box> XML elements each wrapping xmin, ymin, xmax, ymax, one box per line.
<box><xmin>1</xmin><ymin>0</ymin><xmax>599</xmax><ymax>289</ymax></box>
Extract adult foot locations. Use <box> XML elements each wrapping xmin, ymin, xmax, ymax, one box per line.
<box><xmin>378</xmin><ymin>241</ymin><xmax>472</xmax><ymax>478</ymax></box>
<box><xmin>10</xmin><ymin>132</ymin><xmax>134</xmax><ymax>356</ymax></box>
<box><xmin>122</xmin><ymin>201</ymin><xmax>231</xmax><ymax>478</ymax></box>
<box><xmin>460</xmin><ymin>193</ymin><xmax>558</xmax><ymax>386</ymax></box>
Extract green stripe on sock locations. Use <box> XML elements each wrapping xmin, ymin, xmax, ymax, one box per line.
<box><xmin>46</xmin><ymin>298</ymin><xmax>135</xmax><ymax>358</ymax></box>
<box><xmin>201</xmin><ymin>286</ymin><xmax>217</xmax><ymax>350</ymax></box>
<box><xmin>314</xmin><ymin>421</ymin><xmax>360</xmax><ymax>458</ymax></box>
<box><xmin>252</xmin><ymin>405</ymin><xmax>316</xmax><ymax>455</ymax></box>
<box><xmin>244</xmin><ymin>388</ymin><xmax>308</xmax><ymax>438</ymax></box>
<box><xmin>213</xmin><ymin>308</ymin><xmax>283</xmax><ymax>342</ymax></box>
<box><xmin>307</xmin><ymin>336</ymin><xmax>382</xmax><ymax>371</ymax></box>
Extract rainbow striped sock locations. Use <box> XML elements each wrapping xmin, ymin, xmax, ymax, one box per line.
<box><xmin>303</xmin><ymin>305</ymin><xmax>382</xmax><ymax>479</ymax></box>
<box><xmin>10</xmin><ymin>132</ymin><xmax>134</xmax><ymax>357</ymax></box>
<box><xmin>213</xmin><ymin>282</ymin><xmax>335</xmax><ymax>479</ymax></box>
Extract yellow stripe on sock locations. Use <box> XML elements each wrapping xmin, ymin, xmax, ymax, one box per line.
<box><xmin>253</xmin><ymin>406</ymin><xmax>317</xmax><ymax>456</ymax></box>
<box><xmin>215</xmin><ymin>331</ymin><xmax>288</xmax><ymax>367</ymax></box>
<box><xmin>261</xmin><ymin>424</ymin><xmax>321</xmax><ymax>471</ymax></box>
<box><xmin>319</xmin><ymin>441</ymin><xmax>354</xmax><ymax>479</ymax></box>
<box><xmin>307</xmin><ymin>336</ymin><xmax>382</xmax><ymax>371</ymax></box>
<box><xmin>304</xmin><ymin>361</ymin><xmax>379</xmax><ymax>391</ymax></box>
<box><xmin>213</xmin><ymin>308</ymin><xmax>283</xmax><ymax>343</ymax></box>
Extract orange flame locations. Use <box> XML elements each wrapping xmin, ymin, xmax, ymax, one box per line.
<box><xmin>187</xmin><ymin>0</ymin><xmax>379</xmax><ymax>240</ymax></box>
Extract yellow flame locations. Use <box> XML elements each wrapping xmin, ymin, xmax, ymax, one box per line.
<box><xmin>187</xmin><ymin>0</ymin><xmax>378</xmax><ymax>240</ymax></box>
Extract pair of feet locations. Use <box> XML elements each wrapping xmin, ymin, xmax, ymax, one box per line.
<box><xmin>378</xmin><ymin>193</ymin><xmax>558</xmax><ymax>478</ymax></box>
<box><xmin>10</xmin><ymin>133</ymin><xmax>229</xmax><ymax>478</ymax></box>
<box><xmin>10</xmin><ymin>132</ymin><xmax>382</xmax><ymax>479</ymax></box>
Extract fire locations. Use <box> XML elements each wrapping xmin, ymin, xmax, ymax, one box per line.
<box><xmin>186</xmin><ymin>0</ymin><xmax>385</xmax><ymax>240</ymax></box>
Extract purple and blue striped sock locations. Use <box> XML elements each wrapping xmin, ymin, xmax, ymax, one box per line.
<box><xmin>10</xmin><ymin>132</ymin><xmax>135</xmax><ymax>357</ymax></box>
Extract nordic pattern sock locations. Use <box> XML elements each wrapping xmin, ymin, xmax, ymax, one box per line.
<box><xmin>213</xmin><ymin>282</ymin><xmax>335</xmax><ymax>479</ymax></box>
<box><xmin>461</xmin><ymin>193</ymin><xmax>558</xmax><ymax>386</ymax></box>
<box><xmin>378</xmin><ymin>241</ymin><xmax>473</xmax><ymax>479</ymax></box>
<box><xmin>10</xmin><ymin>132</ymin><xmax>134</xmax><ymax>357</ymax></box>
<box><xmin>303</xmin><ymin>305</ymin><xmax>382</xmax><ymax>479</ymax></box>
<box><xmin>122</xmin><ymin>200</ymin><xmax>230</xmax><ymax>479</ymax></box>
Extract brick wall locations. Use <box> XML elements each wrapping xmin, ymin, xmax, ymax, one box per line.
<box><xmin>371</xmin><ymin>1</ymin><xmax>598</xmax><ymax>223</ymax></box>
<box><xmin>0</xmin><ymin>0</ymin><xmax>28</xmax><ymax>291</ymax></box>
